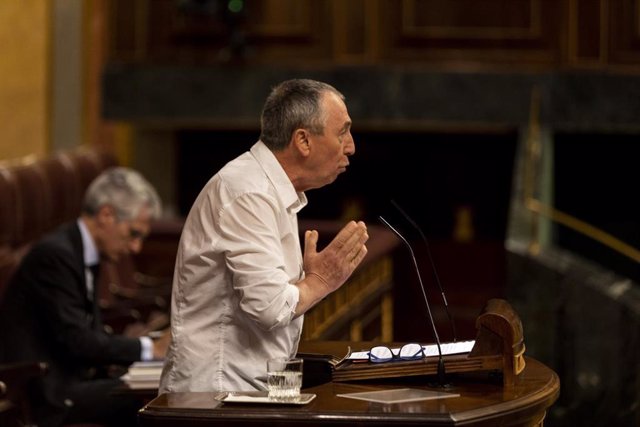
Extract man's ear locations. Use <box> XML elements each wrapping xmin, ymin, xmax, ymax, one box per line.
<box><xmin>293</xmin><ymin>129</ymin><xmax>311</xmax><ymax>157</ymax></box>
<box><xmin>95</xmin><ymin>204</ymin><xmax>116</xmax><ymax>226</ymax></box>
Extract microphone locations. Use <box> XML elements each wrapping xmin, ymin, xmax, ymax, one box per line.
<box><xmin>378</xmin><ymin>215</ymin><xmax>448</xmax><ymax>387</ymax></box>
<box><xmin>390</xmin><ymin>199</ymin><xmax>457</xmax><ymax>343</ymax></box>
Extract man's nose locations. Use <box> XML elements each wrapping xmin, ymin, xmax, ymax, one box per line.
<box><xmin>344</xmin><ymin>133</ymin><xmax>355</xmax><ymax>156</ymax></box>
<box><xmin>129</xmin><ymin>239</ymin><xmax>143</xmax><ymax>254</ymax></box>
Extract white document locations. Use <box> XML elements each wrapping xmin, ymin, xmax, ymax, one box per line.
<box><xmin>347</xmin><ymin>340</ymin><xmax>475</xmax><ymax>361</ymax></box>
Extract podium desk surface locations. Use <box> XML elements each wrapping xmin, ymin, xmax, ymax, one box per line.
<box><xmin>138</xmin><ymin>356</ymin><xmax>559</xmax><ymax>427</ymax></box>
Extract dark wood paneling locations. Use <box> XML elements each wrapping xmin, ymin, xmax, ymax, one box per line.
<box><xmin>568</xmin><ymin>0</ymin><xmax>603</xmax><ymax>64</ymax></box>
<box><xmin>609</xmin><ymin>0</ymin><xmax>640</xmax><ymax>65</ymax></box>
<box><xmin>108</xmin><ymin>0</ymin><xmax>332</xmax><ymax>64</ymax></box>
<box><xmin>243</xmin><ymin>0</ymin><xmax>332</xmax><ymax>63</ymax></box>
<box><xmin>107</xmin><ymin>0</ymin><xmax>640</xmax><ymax>68</ymax></box>
<box><xmin>376</xmin><ymin>0</ymin><xmax>565</xmax><ymax>65</ymax></box>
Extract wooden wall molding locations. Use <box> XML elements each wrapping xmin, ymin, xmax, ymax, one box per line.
<box><xmin>106</xmin><ymin>0</ymin><xmax>640</xmax><ymax>68</ymax></box>
<box><xmin>400</xmin><ymin>0</ymin><xmax>542</xmax><ymax>40</ymax></box>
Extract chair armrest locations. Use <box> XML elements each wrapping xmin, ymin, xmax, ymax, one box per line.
<box><xmin>0</xmin><ymin>361</ymin><xmax>48</xmax><ymax>426</ymax></box>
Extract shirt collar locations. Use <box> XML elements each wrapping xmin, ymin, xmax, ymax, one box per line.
<box><xmin>250</xmin><ymin>141</ymin><xmax>308</xmax><ymax>214</ymax></box>
<box><xmin>77</xmin><ymin>218</ymin><xmax>99</xmax><ymax>267</ymax></box>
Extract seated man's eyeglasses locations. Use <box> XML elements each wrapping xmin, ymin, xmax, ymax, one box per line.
<box><xmin>368</xmin><ymin>343</ymin><xmax>424</xmax><ymax>363</ymax></box>
<box><xmin>128</xmin><ymin>227</ymin><xmax>148</xmax><ymax>242</ymax></box>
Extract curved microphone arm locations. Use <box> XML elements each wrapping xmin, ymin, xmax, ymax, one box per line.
<box><xmin>378</xmin><ymin>215</ymin><xmax>447</xmax><ymax>386</ymax></box>
<box><xmin>390</xmin><ymin>199</ymin><xmax>458</xmax><ymax>342</ymax></box>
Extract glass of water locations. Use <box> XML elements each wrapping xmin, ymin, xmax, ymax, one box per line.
<box><xmin>267</xmin><ymin>357</ymin><xmax>303</xmax><ymax>402</ymax></box>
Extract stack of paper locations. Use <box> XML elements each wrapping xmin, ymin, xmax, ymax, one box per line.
<box><xmin>121</xmin><ymin>361</ymin><xmax>163</xmax><ymax>389</ymax></box>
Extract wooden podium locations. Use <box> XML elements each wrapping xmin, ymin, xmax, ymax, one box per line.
<box><xmin>138</xmin><ymin>299</ymin><xmax>560</xmax><ymax>427</ymax></box>
<box><xmin>331</xmin><ymin>298</ymin><xmax>527</xmax><ymax>387</ymax></box>
<box><xmin>139</xmin><ymin>358</ymin><xmax>559</xmax><ymax>427</ymax></box>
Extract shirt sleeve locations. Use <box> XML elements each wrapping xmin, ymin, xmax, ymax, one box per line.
<box><xmin>140</xmin><ymin>336</ymin><xmax>153</xmax><ymax>361</ymax></box>
<box><xmin>219</xmin><ymin>192</ymin><xmax>302</xmax><ymax>331</ymax></box>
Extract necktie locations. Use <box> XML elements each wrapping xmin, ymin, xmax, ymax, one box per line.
<box><xmin>86</xmin><ymin>263</ymin><xmax>100</xmax><ymax>301</ymax></box>
<box><xmin>86</xmin><ymin>263</ymin><xmax>102</xmax><ymax>328</ymax></box>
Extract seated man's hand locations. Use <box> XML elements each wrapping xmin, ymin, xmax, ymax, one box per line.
<box><xmin>152</xmin><ymin>327</ymin><xmax>171</xmax><ymax>360</ymax></box>
<box><xmin>123</xmin><ymin>321</ymin><xmax>148</xmax><ymax>338</ymax></box>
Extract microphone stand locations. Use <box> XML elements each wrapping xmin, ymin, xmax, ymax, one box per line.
<box><xmin>378</xmin><ymin>216</ymin><xmax>449</xmax><ymax>388</ymax></box>
<box><xmin>390</xmin><ymin>199</ymin><xmax>457</xmax><ymax>343</ymax></box>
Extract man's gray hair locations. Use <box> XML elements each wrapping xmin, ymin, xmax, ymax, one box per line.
<box><xmin>259</xmin><ymin>79</ymin><xmax>345</xmax><ymax>151</ymax></box>
<box><xmin>82</xmin><ymin>167</ymin><xmax>162</xmax><ymax>221</ymax></box>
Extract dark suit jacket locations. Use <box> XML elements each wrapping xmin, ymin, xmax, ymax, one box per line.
<box><xmin>0</xmin><ymin>221</ymin><xmax>142</xmax><ymax>426</ymax></box>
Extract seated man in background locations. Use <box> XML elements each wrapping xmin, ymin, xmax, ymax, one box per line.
<box><xmin>0</xmin><ymin>167</ymin><xmax>170</xmax><ymax>427</ymax></box>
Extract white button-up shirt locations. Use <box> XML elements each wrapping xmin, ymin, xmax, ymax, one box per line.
<box><xmin>159</xmin><ymin>141</ymin><xmax>307</xmax><ymax>393</ymax></box>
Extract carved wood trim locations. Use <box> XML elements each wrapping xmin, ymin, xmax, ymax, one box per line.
<box><xmin>400</xmin><ymin>0</ymin><xmax>542</xmax><ymax>40</ymax></box>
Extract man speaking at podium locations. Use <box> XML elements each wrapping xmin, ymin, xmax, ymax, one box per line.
<box><xmin>159</xmin><ymin>79</ymin><xmax>368</xmax><ymax>394</ymax></box>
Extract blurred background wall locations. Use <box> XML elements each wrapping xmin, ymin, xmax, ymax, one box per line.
<box><xmin>0</xmin><ymin>0</ymin><xmax>50</xmax><ymax>159</ymax></box>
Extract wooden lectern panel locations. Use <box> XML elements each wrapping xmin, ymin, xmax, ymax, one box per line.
<box><xmin>331</xmin><ymin>299</ymin><xmax>526</xmax><ymax>387</ymax></box>
<box><xmin>468</xmin><ymin>298</ymin><xmax>526</xmax><ymax>386</ymax></box>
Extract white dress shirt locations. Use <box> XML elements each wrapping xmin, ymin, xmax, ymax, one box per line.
<box><xmin>159</xmin><ymin>141</ymin><xmax>307</xmax><ymax>393</ymax></box>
